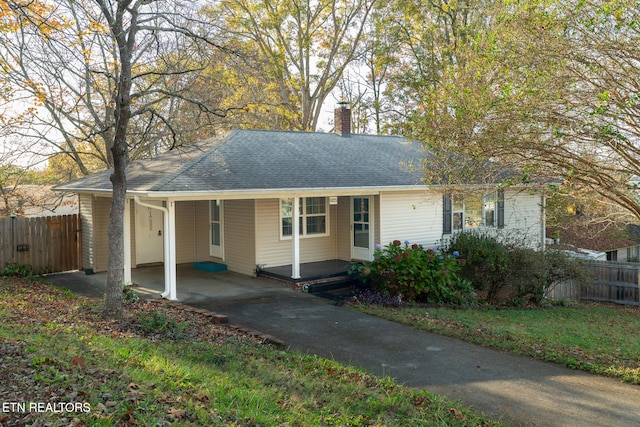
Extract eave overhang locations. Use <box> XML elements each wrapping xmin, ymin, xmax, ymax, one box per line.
<box><xmin>53</xmin><ymin>182</ymin><xmax>546</xmax><ymax>201</ymax></box>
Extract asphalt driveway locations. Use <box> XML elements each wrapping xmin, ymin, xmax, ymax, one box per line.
<box><xmin>47</xmin><ymin>267</ymin><xmax>640</xmax><ymax>426</ymax></box>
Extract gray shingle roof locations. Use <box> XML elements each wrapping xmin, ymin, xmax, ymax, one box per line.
<box><xmin>55</xmin><ymin>130</ymin><xmax>428</xmax><ymax>194</ymax></box>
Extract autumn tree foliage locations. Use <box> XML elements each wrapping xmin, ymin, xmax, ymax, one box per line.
<box><xmin>387</xmin><ymin>0</ymin><xmax>640</xmax><ymax>221</ymax></box>
<box><xmin>204</xmin><ymin>0</ymin><xmax>377</xmax><ymax>131</ymax></box>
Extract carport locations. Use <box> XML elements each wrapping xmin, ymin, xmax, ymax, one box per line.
<box><xmin>46</xmin><ymin>265</ymin><xmax>294</xmax><ymax>305</ymax></box>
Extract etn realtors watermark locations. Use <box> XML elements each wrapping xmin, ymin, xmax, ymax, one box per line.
<box><xmin>2</xmin><ymin>401</ymin><xmax>91</xmax><ymax>414</ymax></box>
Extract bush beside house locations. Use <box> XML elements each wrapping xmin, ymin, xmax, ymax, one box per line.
<box><xmin>353</xmin><ymin>240</ymin><xmax>473</xmax><ymax>305</ymax></box>
<box><xmin>353</xmin><ymin>232</ymin><xmax>587</xmax><ymax>307</ymax></box>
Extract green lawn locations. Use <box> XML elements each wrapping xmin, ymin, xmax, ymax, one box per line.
<box><xmin>353</xmin><ymin>302</ymin><xmax>640</xmax><ymax>384</ymax></box>
<box><xmin>0</xmin><ymin>277</ymin><xmax>501</xmax><ymax>426</ymax></box>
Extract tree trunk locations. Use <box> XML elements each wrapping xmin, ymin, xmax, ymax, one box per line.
<box><xmin>99</xmin><ymin>0</ymin><xmax>134</xmax><ymax>320</ymax></box>
<box><xmin>103</xmin><ymin>158</ymin><xmax>126</xmax><ymax>319</ymax></box>
<box><xmin>103</xmin><ymin>120</ymin><xmax>129</xmax><ymax>319</ymax></box>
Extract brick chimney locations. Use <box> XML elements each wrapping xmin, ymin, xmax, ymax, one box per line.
<box><xmin>334</xmin><ymin>102</ymin><xmax>351</xmax><ymax>135</ymax></box>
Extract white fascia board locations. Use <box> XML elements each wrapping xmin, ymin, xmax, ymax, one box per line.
<box><xmin>51</xmin><ymin>187</ymin><xmax>113</xmax><ymax>196</ymax></box>
<box><xmin>55</xmin><ymin>182</ymin><xmax>542</xmax><ymax>201</ymax></box>
<box><xmin>125</xmin><ymin>185</ymin><xmax>430</xmax><ymax>200</ymax></box>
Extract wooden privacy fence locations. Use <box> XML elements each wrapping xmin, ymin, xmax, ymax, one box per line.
<box><xmin>551</xmin><ymin>260</ymin><xmax>639</xmax><ymax>306</ymax></box>
<box><xmin>0</xmin><ymin>215</ymin><xmax>81</xmax><ymax>274</ymax></box>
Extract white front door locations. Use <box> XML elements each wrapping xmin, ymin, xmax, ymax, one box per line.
<box><xmin>135</xmin><ymin>201</ymin><xmax>164</xmax><ymax>265</ymax></box>
<box><xmin>351</xmin><ymin>196</ymin><xmax>374</xmax><ymax>260</ymax></box>
<box><xmin>210</xmin><ymin>200</ymin><xmax>224</xmax><ymax>258</ymax></box>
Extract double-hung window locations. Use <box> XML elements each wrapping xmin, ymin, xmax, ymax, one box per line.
<box><xmin>443</xmin><ymin>190</ymin><xmax>504</xmax><ymax>234</ymax></box>
<box><xmin>281</xmin><ymin>197</ymin><xmax>328</xmax><ymax>238</ymax></box>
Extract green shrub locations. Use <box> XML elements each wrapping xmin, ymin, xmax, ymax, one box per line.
<box><xmin>447</xmin><ymin>232</ymin><xmax>589</xmax><ymax>306</ymax></box>
<box><xmin>0</xmin><ymin>263</ymin><xmax>35</xmax><ymax>278</ymax></box>
<box><xmin>504</xmin><ymin>247</ymin><xmax>547</xmax><ymax>305</ymax></box>
<box><xmin>446</xmin><ymin>232</ymin><xmax>509</xmax><ymax>303</ymax></box>
<box><xmin>134</xmin><ymin>311</ymin><xmax>188</xmax><ymax>339</ymax></box>
<box><xmin>358</xmin><ymin>240</ymin><xmax>473</xmax><ymax>304</ymax></box>
<box><xmin>123</xmin><ymin>285</ymin><xmax>140</xmax><ymax>303</ymax></box>
<box><xmin>347</xmin><ymin>262</ymin><xmax>370</xmax><ymax>287</ymax></box>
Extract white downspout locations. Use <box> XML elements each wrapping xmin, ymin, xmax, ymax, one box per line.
<box><xmin>134</xmin><ymin>196</ymin><xmax>175</xmax><ymax>300</ymax></box>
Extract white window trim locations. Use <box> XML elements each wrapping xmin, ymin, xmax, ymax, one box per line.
<box><xmin>280</xmin><ymin>197</ymin><xmax>330</xmax><ymax>240</ymax></box>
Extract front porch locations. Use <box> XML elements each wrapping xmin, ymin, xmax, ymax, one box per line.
<box><xmin>120</xmin><ymin>195</ymin><xmax>373</xmax><ymax>300</ymax></box>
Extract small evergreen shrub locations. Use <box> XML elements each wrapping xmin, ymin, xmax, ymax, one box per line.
<box><xmin>357</xmin><ymin>240</ymin><xmax>473</xmax><ymax>304</ymax></box>
<box><xmin>347</xmin><ymin>262</ymin><xmax>370</xmax><ymax>287</ymax></box>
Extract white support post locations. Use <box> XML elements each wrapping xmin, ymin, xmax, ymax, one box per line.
<box><xmin>167</xmin><ymin>199</ymin><xmax>177</xmax><ymax>300</ymax></box>
<box><xmin>292</xmin><ymin>196</ymin><xmax>301</xmax><ymax>279</ymax></box>
<box><xmin>123</xmin><ymin>198</ymin><xmax>132</xmax><ymax>285</ymax></box>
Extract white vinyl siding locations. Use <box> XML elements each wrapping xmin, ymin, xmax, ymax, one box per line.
<box><xmin>92</xmin><ymin>196</ymin><xmax>111</xmax><ymax>273</ymax></box>
<box><xmin>223</xmin><ymin>199</ymin><xmax>256</xmax><ymax>276</ymax></box>
<box><xmin>374</xmin><ymin>195</ymin><xmax>381</xmax><ymax>247</ymax></box>
<box><xmin>336</xmin><ymin>196</ymin><xmax>351</xmax><ymax>261</ymax></box>
<box><xmin>175</xmin><ymin>201</ymin><xmax>196</xmax><ymax>264</ymax></box>
<box><xmin>129</xmin><ymin>199</ymin><xmax>136</xmax><ymax>267</ymax></box>
<box><xmin>194</xmin><ymin>201</ymin><xmax>211</xmax><ymax>262</ymax></box>
<box><xmin>379</xmin><ymin>189</ymin><xmax>543</xmax><ymax>251</ymax></box>
<box><xmin>444</xmin><ymin>189</ymin><xmax>544</xmax><ymax>249</ymax></box>
<box><xmin>79</xmin><ymin>194</ymin><xmax>94</xmax><ymax>272</ymax></box>
<box><xmin>379</xmin><ymin>192</ymin><xmax>442</xmax><ymax>248</ymax></box>
<box><xmin>256</xmin><ymin>198</ymin><xmax>339</xmax><ymax>268</ymax></box>
<box><xmin>501</xmin><ymin>190</ymin><xmax>545</xmax><ymax>249</ymax></box>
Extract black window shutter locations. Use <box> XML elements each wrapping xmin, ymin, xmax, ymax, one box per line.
<box><xmin>443</xmin><ymin>194</ymin><xmax>452</xmax><ymax>234</ymax></box>
<box><xmin>497</xmin><ymin>190</ymin><xmax>505</xmax><ymax>228</ymax></box>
